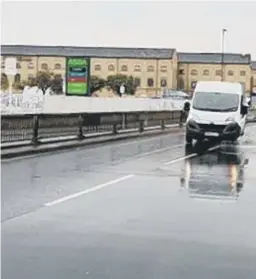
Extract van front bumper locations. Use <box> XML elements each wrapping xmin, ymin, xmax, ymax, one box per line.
<box><xmin>186</xmin><ymin>120</ymin><xmax>241</xmax><ymax>141</ymax></box>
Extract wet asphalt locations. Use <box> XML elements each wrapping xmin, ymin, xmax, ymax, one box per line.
<box><xmin>2</xmin><ymin>124</ymin><xmax>256</xmax><ymax>279</ymax></box>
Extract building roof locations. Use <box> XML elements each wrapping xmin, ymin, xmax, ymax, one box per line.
<box><xmin>178</xmin><ymin>52</ymin><xmax>251</xmax><ymax>64</ymax></box>
<box><xmin>251</xmin><ymin>61</ymin><xmax>256</xmax><ymax>70</ymax></box>
<box><xmin>0</xmin><ymin>45</ymin><xmax>176</xmax><ymax>59</ymax></box>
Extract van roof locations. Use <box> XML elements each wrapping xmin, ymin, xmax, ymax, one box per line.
<box><xmin>195</xmin><ymin>81</ymin><xmax>243</xmax><ymax>94</ymax></box>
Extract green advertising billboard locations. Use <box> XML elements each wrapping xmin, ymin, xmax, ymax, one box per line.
<box><xmin>66</xmin><ymin>57</ymin><xmax>90</xmax><ymax>96</ymax></box>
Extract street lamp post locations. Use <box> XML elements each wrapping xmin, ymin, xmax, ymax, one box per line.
<box><xmin>221</xmin><ymin>28</ymin><xmax>227</xmax><ymax>81</ymax></box>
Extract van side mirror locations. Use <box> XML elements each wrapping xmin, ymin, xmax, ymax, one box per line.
<box><xmin>183</xmin><ymin>101</ymin><xmax>190</xmax><ymax>111</ymax></box>
<box><xmin>240</xmin><ymin>105</ymin><xmax>248</xmax><ymax>116</ymax></box>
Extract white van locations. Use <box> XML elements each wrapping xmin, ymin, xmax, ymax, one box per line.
<box><xmin>185</xmin><ymin>81</ymin><xmax>248</xmax><ymax>144</ymax></box>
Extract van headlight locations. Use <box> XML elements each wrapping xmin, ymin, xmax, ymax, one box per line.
<box><xmin>189</xmin><ymin>113</ymin><xmax>200</xmax><ymax>122</ymax></box>
<box><xmin>225</xmin><ymin>117</ymin><xmax>235</xmax><ymax>123</ymax></box>
<box><xmin>187</xmin><ymin>119</ymin><xmax>200</xmax><ymax>130</ymax></box>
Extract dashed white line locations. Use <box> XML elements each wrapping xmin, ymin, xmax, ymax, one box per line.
<box><xmin>135</xmin><ymin>144</ymin><xmax>184</xmax><ymax>158</ymax></box>
<box><xmin>163</xmin><ymin>144</ymin><xmax>220</xmax><ymax>165</ymax></box>
<box><xmin>164</xmin><ymin>153</ymin><xmax>197</xmax><ymax>165</ymax></box>
<box><xmin>44</xmin><ymin>174</ymin><xmax>135</xmax><ymax>207</ymax></box>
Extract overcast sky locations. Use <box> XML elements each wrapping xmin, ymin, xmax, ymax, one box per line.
<box><xmin>1</xmin><ymin>0</ymin><xmax>256</xmax><ymax>59</ymax></box>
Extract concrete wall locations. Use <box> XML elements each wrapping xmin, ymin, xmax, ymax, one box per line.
<box><xmin>1</xmin><ymin>93</ymin><xmax>185</xmax><ymax>115</ymax></box>
<box><xmin>43</xmin><ymin>96</ymin><xmax>183</xmax><ymax>114</ymax></box>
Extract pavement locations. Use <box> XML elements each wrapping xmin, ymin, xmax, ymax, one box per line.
<box><xmin>2</xmin><ymin>123</ymin><xmax>256</xmax><ymax>279</ymax></box>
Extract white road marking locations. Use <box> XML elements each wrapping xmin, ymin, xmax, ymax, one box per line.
<box><xmin>164</xmin><ymin>153</ymin><xmax>197</xmax><ymax>165</ymax></box>
<box><xmin>135</xmin><ymin>144</ymin><xmax>184</xmax><ymax>158</ymax></box>
<box><xmin>44</xmin><ymin>174</ymin><xmax>134</xmax><ymax>207</ymax></box>
<box><xmin>163</xmin><ymin>144</ymin><xmax>220</xmax><ymax>165</ymax></box>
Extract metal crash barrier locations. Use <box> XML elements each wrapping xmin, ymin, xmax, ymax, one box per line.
<box><xmin>1</xmin><ymin>110</ymin><xmax>183</xmax><ymax>146</ymax></box>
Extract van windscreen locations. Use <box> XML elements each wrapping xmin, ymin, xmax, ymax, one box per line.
<box><xmin>192</xmin><ymin>92</ymin><xmax>239</xmax><ymax>112</ymax></box>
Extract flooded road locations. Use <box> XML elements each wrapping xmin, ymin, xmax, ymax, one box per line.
<box><xmin>2</xmin><ymin>124</ymin><xmax>256</xmax><ymax>279</ymax></box>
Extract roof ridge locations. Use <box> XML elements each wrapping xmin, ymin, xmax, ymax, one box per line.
<box><xmin>1</xmin><ymin>45</ymin><xmax>176</xmax><ymax>59</ymax></box>
<box><xmin>1</xmin><ymin>44</ymin><xmax>175</xmax><ymax>51</ymax></box>
<box><xmin>178</xmin><ymin>52</ymin><xmax>250</xmax><ymax>56</ymax></box>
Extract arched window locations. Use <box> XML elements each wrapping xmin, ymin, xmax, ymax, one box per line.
<box><xmin>14</xmin><ymin>73</ymin><xmax>21</xmax><ymax>83</ymax></box>
<box><xmin>134</xmin><ymin>65</ymin><xmax>141</xmax><ymax>72</ymax></box>
<box><xmin>108</xmin><ymin>64</ymin><xmax>115</xmax><ymax>71</ymax></box>
<box><xmin>16</xmin><ymin>62</ymin><xmax>21</xmax><ymax>69</ymax></box>
<box><xmin>215</xmin><ymin>70</ymin><xmax>222</xmax><ymax>76</ymax></box>
<box><xmin>28</xmin><ymin>62</ymin><xmax>34</xmax><ymax>69</ymax></box>
<box><xmin>160</xmin><ymin>65</ymin><xmax>167</xmax><ymax>72</ymax></box>
<box><xmin>121</xmin><ymin>65</ymin><xmax>128</xmax><ymax>72</ymax></box>
<box><xmin>203</xmin><ymin>69</ymin><xmax>209</xmax><ymax>76</ymax></box>
<box><xmin>160</xmin><ymin>78</ymin><xmax>167</xmax><ymax>87</ymax></box>
<box><xmin>147</xmin><ymin>65</ymin><xmax>154</xmax><ymax>72</ymax></box>
<box><xmin>1</xmin><ymin>73</ymin><xmax>8</xmax><ymax>80</ymax></box>
<box><xmin>41</xmin><ymin>63</ymin><xmax>48</xmax><ymax>71</ymax></box>
<box><xmin>147</xmin><ymin>78</ymin><xmax>154</xmax><ymax>87</ymax></box>
<box><xmin>1</xmin><ymin>73</ymin><xmax>8</xmax><ymax>90</ymax></box>
<box><xmin>55</xmin><ymin>63</ymin><xmax>61</xmax><ymax>70</ymax></box>
<box><xmin>134</xmin><ymin>77</ymin><xmax>141</xmax><ymax>87</ymax></box>
<box><xmin>94</xmin><ymin>64</ymin><xmax>101</xmax><ymax>71</ymax></box>
<box><xmin>191</xmin><ymin>69</ymin><xmax>198</xmax><ymax>75</ymax></box>
<box><xmin>28</xmin><ymin>74</ymin><xmax>34</xmax><ymax>80</ymax></box>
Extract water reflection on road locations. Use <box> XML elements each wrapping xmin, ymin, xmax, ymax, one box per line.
<box><xmin>181</xmin><ymin>141</ymin><xmax>249</xmax><ymax>201</ymax></box>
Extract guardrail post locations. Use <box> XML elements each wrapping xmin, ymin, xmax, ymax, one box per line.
<box><xmin>139</xmin><ymin>120</ymin><xmax>144</xmax><ymax>133</ymax></box>
<box><xmin>78</xmin><ymin>114</ymin><xmax>85</xmax><ymax>140</ymax></box>
<box><xmin>125</xmin><ymin>113</ymin><xmax>128</xmax><ymax>129</ymax></box>
<box><xmin>122</xmin><ymin>114</ymin><xmax>125</xmax><ymax>130</ymax></box>
<box><xmin>161</xmin><ymin>119</ymin><xmax>165</xmax><ymax>130</ymax></box>
<box><xmin>112</xmin><ymin>124</ymin><xmax>118</xmax><ymax>134</ymax></box>
<box><xmin>32</xmin><ymin>115</ymin><xmax>39</xmax><ymax>145</ymax></box>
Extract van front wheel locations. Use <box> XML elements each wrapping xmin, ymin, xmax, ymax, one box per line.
<box><xmin>185</xmin><ymin>135</ymin><xmax>193</xmax><ymax>145</ymax></box>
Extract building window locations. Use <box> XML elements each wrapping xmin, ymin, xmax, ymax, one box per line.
<box><xmin>216</xmin><ymin>70</ymin><xmax>222</xmax><ymax>76</ymax></box>
<box><xmin>55</xmin><ymin>63</ymin><xmax>61</xmax><ymax>70</ymax></box>
<box><xmin>240</xmin><ymin>70</ymin><xmax>246</xmax><ymax>76</ymax></box>
<box><xmin>178</xmin><ymin>69</ymin><xmax>184</xmax><ymax>75</ymax></box>
<box><xmin>28</xmin><ymin>74</ymin><xmax>34</xmax><ymax>80</ymax></box>
<box><xmin>191</xmin><ymin>69</ymin><xmax>198</xmax><ymax>75</ymax></box>
<box><xmin>108</xmin><ymin>64</ymin><xmax>115</xmax><ymax>71</ymax></box>
<box><xmin>28</xmin><ymin>62</ymin><xmax>34</xmax><ymax>69</ymax></box>
<box><xmin>41</xmin><ymin>63</ymin><xmax>48</xmax><ymax>71</ymax></box>
<box><xmin>94</xmin><ymin>64</ymin><xmax>101</xmax><ymax>71</ymax></box>
<box><xmin>134</xmin><ymin>77</ymin><xmax>141</xmax><ymax>87</ymax></box>
<box><xmin>121</xmin><ymin>65</ymin><xmax>128</xmax><ymax>72</ymax></box>
<box><xmin>160</xmin><ymin>78</ymin><xmax>167</xmax><ymax>87</ymax></box>
<box><xmin>147</xmin><ymin>65</ymin><xmax>154</xmax><ymax>72</ymax></box>
<box><xmin>203</xmin><ymin>69</ymin><xmax>209</xmax><ymax>76</ymax></box>
<box><xmin>160</xmin><ymin>65</ymin><xmax>167</xmax><ymax>73</ymax></box>
<box><xmin>228</xmin><ymin>70</ymin><xmax>234</xmax><ymax>76</ymax></box>
<box><xmin>16</xmin><ymin>62</ymin><xmax>21</xmax><ymax>69</ymax></box>
<box><xmin>1</xmin><ymin>61</ymin><xmax>4</xmax><ymax>68</ymax></box>
<box><xmin>147</xmin><ymin>78</ymin><xmax>154</xmax><ymax>87</ymax></box>
<box><xmin>134</xmin><ymin>65</ymin><xmax>141</xmax><ymax>72</ymax></box>
<box><xmin>14</xmin><ymin>73</ymin><xmax>21</xmax><ymax>83</ymax></box>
